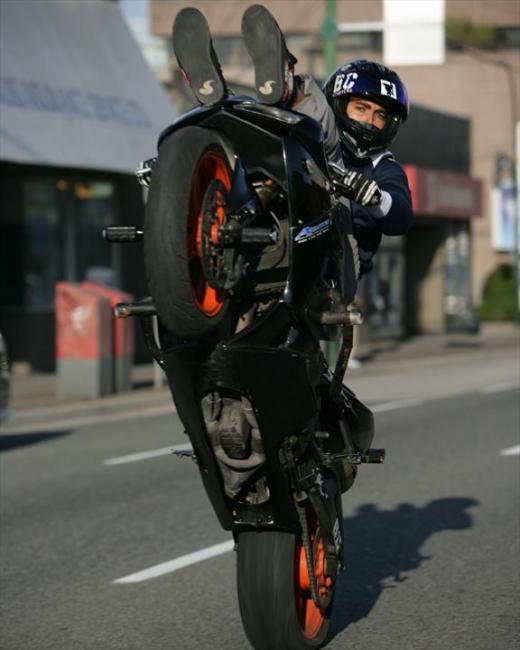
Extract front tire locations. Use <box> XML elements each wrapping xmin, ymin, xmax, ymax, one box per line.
<box><xmin>237</xmin><ymin>505</ymin><xmax>337</xmax><ymax>650</ymax></box>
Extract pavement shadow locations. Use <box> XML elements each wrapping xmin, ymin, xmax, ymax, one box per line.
<box><xmin>0</xmin><ymin>430</ymin><xmax>72</xmax><ymax>452</ymax></box>
<box><xmin>329</xmin><ymin>497</ymin><xmax>478</xmax><ymax>637</ymax></box>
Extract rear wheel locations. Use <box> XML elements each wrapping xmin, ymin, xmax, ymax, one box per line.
<box><xmin>237</xmin><ymin>502</ymin><xmax>338</xmax><ymax>650</ymax></box>
<box><xmin>144</xmin><ymin>126</ymin><xmax>234</xmax><ymax>337</ymax></box>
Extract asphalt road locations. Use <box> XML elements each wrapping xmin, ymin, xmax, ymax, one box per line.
<box><xmin>1</xmin><ymin>350</ymin><xmax>519</xmax><ymax>650</ymax></box>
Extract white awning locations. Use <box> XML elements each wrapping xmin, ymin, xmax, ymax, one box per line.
<box><xmin>0</xmin><ymin>0</ymin><xmax>176</xmax><ymax>174</ymax></box>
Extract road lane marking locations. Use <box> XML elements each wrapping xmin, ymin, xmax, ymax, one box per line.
<box><xmin>5</xmin><ymin>382</ymin><xmax>517</xmax><ymax>436</ymax></box>
<box><xmin>104</xmin><ymin>400</ymin><xmax>425</xmax><ymax>467</ymax></box>
<box><xmin>371</xmin><ymin>398</ymin><xmax>424</xmax><ymax>413</ymax></box>
<box><xmin>103</xmin><ymin>442</ymin><xmax>193</xmax><ymax>466</ymax></box>
<box><xmin>500</xmin><ymin>444</ymin><xmax>520</xmax><ymax>456</ymax></box>
<box><xmin>481</xmin><ymin>381</ymin><xmax>520</xmax><ymax>394</ymax></box>
<box><xmin>113</xmin><ymin>540</ymin><xmax>234</xmax><ymax>584</ymax></box>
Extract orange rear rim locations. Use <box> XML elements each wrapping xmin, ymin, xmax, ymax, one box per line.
<box><xmin>186</xmin><ymin>150</ymin><xmax>231</xmax><ymax>316</ymax></box>
<box><xmin>295</xmin><ymin>511</ymin><xmax>333</xmax><ymax>639</ymax></box>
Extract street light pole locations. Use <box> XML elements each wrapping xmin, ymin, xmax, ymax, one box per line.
<box><xmin>504</xmin><ymin>65</ymin><xmax>520</xmax><ymax>322</ymax></box>
<box><xmin>322</xmin><ymin>0</ymin><xmax>337</xmax><ymax>76</ymax></box>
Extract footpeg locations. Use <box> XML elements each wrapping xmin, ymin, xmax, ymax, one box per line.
<box><xmin>324</xmin><ymin>448</ymin><xmax>385</xmax><ymax>464</ymax></box>
<box><xmin>115</xmin><ymin>297</ymin><xmax>156</xmax><ymax>318</ymax></box>
<box><xmin>172</xmin><ymin>449</ymin><xmax>196</xmax><ymax>461</ymax></box>
<box><xmin>310</xmin><ymin>307</ymin><xmax>363</xmax><ymax>326</ymax></box>
<box><xmin>103</xmin><ymin>226</ymin><xmax>144</xmax><ymax>243</ymax></box>
<box><xmin>362</xmin><ymin>448</ymin><xmax>385</xmax><ymax>464</ymax></box>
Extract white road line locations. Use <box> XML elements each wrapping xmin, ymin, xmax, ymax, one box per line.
<box><xmin>104</xmin><ymin>399</ymin><xmax>424</xmax><ymax>467</ymax></box>
<box><xmin>481</xmin><ymin>382</ymin><xmax>520</xmax><ymax>395</ymax></box>
<box><xmin>371</xmin><ymin>398</ymin><xmax>424</xmax><ymax>413</ymax></box>
<box><xmin>500</xmin><ymin>444</ymin><xmax>520</xmax><ymax>456</ymax></box>
<box><xmin>113</xmin><ymin>540</ymin><xmax>234</xmax><ymax>584</ymax></box>
<box><xmin>103</xmin><ymin>442</ymin><xmax>193</xmax><ymax>466</ymax></box>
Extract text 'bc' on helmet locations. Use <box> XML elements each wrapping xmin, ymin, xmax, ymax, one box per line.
<box><xmin>324</xmin><ymin>59</ymin><xmax>409</xmax><ymax>157</ymax></box>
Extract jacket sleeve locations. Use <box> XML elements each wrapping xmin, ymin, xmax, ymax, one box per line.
<box><xmin>369</xmin><ymin>158</ymin><xmax>413</xmax><ymax>236</ymax></box>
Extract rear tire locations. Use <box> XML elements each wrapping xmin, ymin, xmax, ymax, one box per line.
<box><xmin>144</xmin><ymin>126</ymin><xmax>233</xmax><ymax>337</ymax></box>
<box><xmin>237</xmin><ymin>505</ymin><xmax>337</xmax><ymax>650</ymax></box>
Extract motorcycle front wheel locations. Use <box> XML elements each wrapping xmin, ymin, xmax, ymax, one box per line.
<box><xmin>144</xmin><ymin>126</ymin><xmax>234</xmax><ymax>337</ymax></box>
<box><xmin>237</xmin><ymin>505</ymin><xmax>338</xmax><ymax>650</ymax></box>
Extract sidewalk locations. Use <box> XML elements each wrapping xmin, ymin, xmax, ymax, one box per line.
<box><xmin>354</xmin><ymin>321</ymin><xmax>519</xmax><ymax>367</ymax></box>
<box><xmin>3</xmin><ymin>322</ymin><xmax>518</xmax><ymax>431</ymax></box>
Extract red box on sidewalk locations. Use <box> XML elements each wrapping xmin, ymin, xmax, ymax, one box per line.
<box><xmin>81</xmin><ymin>282</ymin><xmax>135</xmax><ymax>392</ymax></box>
<box><xmin>55</xmin><ymin>283</ymin><xmax>112</xmax><ymax>398</ymax></box>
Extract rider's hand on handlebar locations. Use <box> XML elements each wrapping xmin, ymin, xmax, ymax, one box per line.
<box><xmin>328</xmin><ymin>162</ymin><xmax>382</xmax><ymax>207</ymax></box>
<box><xmin>334</xmin><ymin>169</ymin><xmax>382</xmax><ymax>207</ymax></box>
<box><xmin>342</xmin><ymin>170</ymin><xmax>382</xmax><ymax>207</ymax></box>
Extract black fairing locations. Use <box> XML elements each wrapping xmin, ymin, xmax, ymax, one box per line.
<box><xmin>157</xmin><ymin>97</ymin><xmax>358</xmax><ymax>531</ymax></box>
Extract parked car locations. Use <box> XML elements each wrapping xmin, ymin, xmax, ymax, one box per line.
<box><xmin>0</xmin><ymin>333</ymin><xmax>10</xmax><ymax>424</ymax></box>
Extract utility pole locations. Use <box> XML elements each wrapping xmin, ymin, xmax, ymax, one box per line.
<box><xmin>322</xmin><ymin>0</ymin><xmax>337</xmax><ymax>77</ymax></box>
<box><xmin>506</xmin><ymin>73</ymin><xmax>520</xmax><ymax>323</ymax></box>
<box><xmin>320</xmin><ymin>0</ymin><xmax>339</xmax><ymax>365</ymax></box>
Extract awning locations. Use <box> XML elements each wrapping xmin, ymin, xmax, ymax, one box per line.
<box><xmin>404</xmin><ymin>165</ymin><xmax>483</xmax><ymax>218</ymax></box>
<box><xmin>0</xmin><ymin>0</ymin><xmax>176</xmax><ymax>174</ymax></box>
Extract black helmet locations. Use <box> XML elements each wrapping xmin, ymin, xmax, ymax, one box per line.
<box><xmin>324</xmin><ymin>59</ymin><xmax>409</xmax><ymax>158</ymax></box>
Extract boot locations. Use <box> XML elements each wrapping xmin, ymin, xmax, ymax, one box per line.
<box><xmin>172</xmin><ymin>7</ymin><xmax>228</xmax><ymax>105</ymax></box>
<box><xmin>241</xmin><ymin>4</ymin><xmax>298</xmax><ymax>106</ymax></box>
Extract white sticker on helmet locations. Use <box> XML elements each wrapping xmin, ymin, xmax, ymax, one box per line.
<box><xmin>380</xmin><ymin>79</ymin><xmax>397</xmax><ymax>99</ymax></box>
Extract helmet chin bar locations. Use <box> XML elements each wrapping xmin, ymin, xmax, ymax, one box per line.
<box><xmin>341</xmin><ymin>130</ymin><xmax>371</xmax><ymax>159</ymax></box>
<box><xmin>341</xmin><ymin>114</ymin><xmax>401</xmax><ymax>159</ymax></box>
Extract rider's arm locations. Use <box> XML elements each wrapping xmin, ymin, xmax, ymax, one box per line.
<box><xmin>364</xmin><ymin>158</ymin><xmax>413</xmax><ymax>236</ymax></box>
<box><xmin>292</xmin><ymin>75</ymin><xmax>343</xmax><ymax>165</ymax></box>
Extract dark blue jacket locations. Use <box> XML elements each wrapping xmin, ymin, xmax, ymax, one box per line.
<box><xmin>345</xmin><ymin>151</ymin><xmax>413</xmax><ymax>275</ymax></box>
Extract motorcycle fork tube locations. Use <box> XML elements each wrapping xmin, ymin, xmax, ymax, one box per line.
<box><xmin>285</xmin><ymin>441</ymin><xmax>343</xmax><ymax>607</ymax></box>
<box><xmin>329</xmin><ymin>324</ymin><xmax>354</xmax><ymax>402</ymax></box>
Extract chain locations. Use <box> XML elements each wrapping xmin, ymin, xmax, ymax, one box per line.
<box><xmin>295</xmin><ymin>500</ymin><xmax>321</xmax><ymax>607</ymax></box>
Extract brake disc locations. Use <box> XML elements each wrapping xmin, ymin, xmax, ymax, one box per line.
<box><xmin>201</xmin><ymin>179</ymin><xmax>240</xmax><ymax>290</ymax></box>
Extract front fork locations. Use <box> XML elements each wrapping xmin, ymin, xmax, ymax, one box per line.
<box><xmin>279</xmin><ymin>436</ymin><xmax>343</xmax><ymax>605</ymax></box>
<box><xmin>280</xmin><ymin>423</ymin><xmax>386</xmax><ymax>609</ymax></box>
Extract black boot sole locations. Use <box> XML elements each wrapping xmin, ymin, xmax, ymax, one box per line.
<box><xmin>241</xmin><ymin>4</ymin><xmax>287</xmax><ymax>105</ymax></box>
<box><xmin>172</xmin><ymin>7</ymin><xmax>227</xmax><ymax>105</ymax></box>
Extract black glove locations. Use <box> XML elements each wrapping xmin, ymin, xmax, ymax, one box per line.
<box><xmin>334</xmin><ymin>169</ymin><xmax>382</xmax><ymax>207</ymax></box>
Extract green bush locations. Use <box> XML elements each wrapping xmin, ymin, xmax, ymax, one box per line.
<box><xmin>478</xmin><ymin>264</ymin><xmax>517</xmax><ymax>321</ymax></box>
<box><xmin>446</xmin><ymin>18</ymin><xmax>498</xmax><ymax>50</ymax></box>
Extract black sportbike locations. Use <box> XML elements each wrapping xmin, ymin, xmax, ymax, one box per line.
<box><xmin>106</xmin><ymin>96</ymin><xmax>384</xmax><ymax>650</ymax></box>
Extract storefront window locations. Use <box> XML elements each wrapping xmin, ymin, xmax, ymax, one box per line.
<box><xmin>74</xmin><ymin>181</ymin><xmax>116</xmax><ymax>286</ymax></box>
<box><xmin>364</xmin><ymin>237</ymin><xmax>405</xmax><ymax>338</ymax></box>
<box><xmin>1</xmin><ymin>175</ymin><xmax>119</xmax><ymax>309</ymax></box>
<box><xmin>23</xmin><ymin>180</ymin><xmax>66</xmax><ymax>306</ymax></box>
<box><xmin>444</xmin><ymin>221</ymin><xmax>473</xmax><ymax>331</ymax></box>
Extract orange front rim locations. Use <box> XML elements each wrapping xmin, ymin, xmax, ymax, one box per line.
<box><xmin>186</xmin><ymin>150</ymin><xmax>231</xmax><ymax>317</ymax></box>
<box><xmin>295</xmin><ymin>511</ymin><xmax>333</xmax><ymax>640</ymax></box>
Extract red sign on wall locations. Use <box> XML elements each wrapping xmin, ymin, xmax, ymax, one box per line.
<box><xmin>404</xmin><ymin>165</ymin><xmax>482</xmax><ymax>218</ymax></box>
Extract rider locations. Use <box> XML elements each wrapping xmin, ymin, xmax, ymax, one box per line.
<box><xmin>172</xmin><ymin>4</ymin><xmax>413</xmax><ymax>277</ymax></box>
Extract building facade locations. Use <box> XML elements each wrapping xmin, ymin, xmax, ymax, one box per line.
<box><xmin>0</xmin><ymin>0</ymin><xmax>176</xmax><ymax>369</ymax></box>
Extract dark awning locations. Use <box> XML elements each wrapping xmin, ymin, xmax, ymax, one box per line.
<box><xmin>0</xmin><ymin>0</ymin><xmax>176</xmax><ymax>174</ymax></box>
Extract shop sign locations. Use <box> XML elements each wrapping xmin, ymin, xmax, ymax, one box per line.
<box><xmin>404</xmin><ymin>165</ymin><xmax>482</xmax><ymax>218</ymax></box>
<box><xmin>491</xmin><ymin>154</ymin><xmax>516</xmax><ymax>252</ymax></box>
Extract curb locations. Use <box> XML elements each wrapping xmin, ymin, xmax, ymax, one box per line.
<box><xmin>2</xmin><ymin>331</ymin><xmax>518</xmax><ymax>433</ymax></box>
<box><xmin>2</xmin><ymin>387</ymin><xmax>172</xmax><ymax>433</ymax></box>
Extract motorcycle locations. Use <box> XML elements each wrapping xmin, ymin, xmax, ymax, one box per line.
<box><xmin>105</xmin><ymin>95</ymin><xmax>384</xmax><ymax>650</ymax></box>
